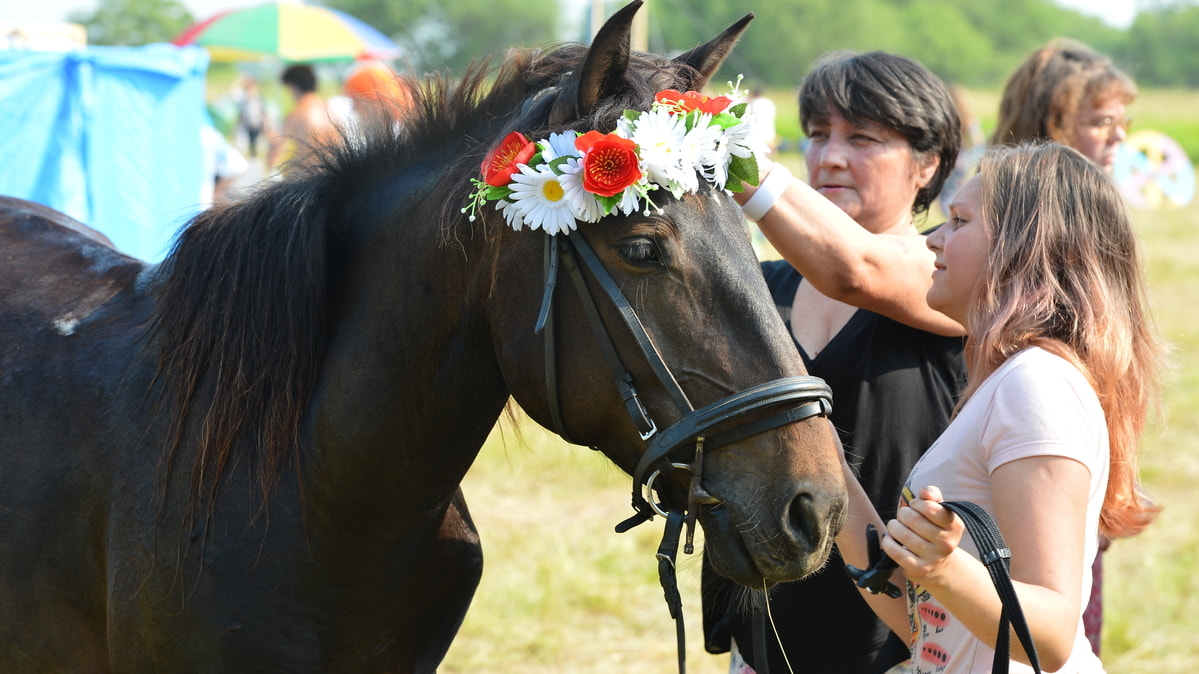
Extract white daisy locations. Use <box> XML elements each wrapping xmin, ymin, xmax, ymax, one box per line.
<box><xmin>556</xmin><ymin>158</ymin><xmax>603</xmax><ymax>224</ymax></box>
<box><xmin>620</xmin><ymin>108</ymin><xmax>695</xmax><ymax>197</ymax></box>
<box><xmin>683</xmin><ymin>115</ymin><xmax>730</xmax><ymax>189</ymax></box>
<box><xmin>724</xmin><ymin>117</ymin><xmax>767</xmax><ymax>161</ymax></box>
<box><xmin>494</xmin><ymin>197</ymin><xmax>524</xmax><ymax>231</ymax></box>
<box><xmin>540</xmin><ymin>131</ymin><xmax>582</xmax><ymax>162</ymax></box>
<box><xmin>615</xmin><ymin>179</ymin><xmax>652</xmax><ymax>216</ymax></box>
<box><xmin>506</xmin><ymin>162</ymin><xmax>578</xmax><ymax>235</ymax></box>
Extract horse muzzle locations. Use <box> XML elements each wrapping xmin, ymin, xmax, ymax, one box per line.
<box><xmin>700</xmin><ymin>479</ymin><xmax>846</xmax><ymax>588</ymax></box>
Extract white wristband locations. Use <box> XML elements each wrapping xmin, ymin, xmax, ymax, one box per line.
<box><xmin>741</xmin><ymin>162</ymin><xmax>793</xmax><ymax>222</ymax></box>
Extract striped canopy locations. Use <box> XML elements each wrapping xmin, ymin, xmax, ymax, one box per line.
<box><xmin>172</xmin><ymin>1</ymin><xmax>401</xmax><ymax>63</ymax></box>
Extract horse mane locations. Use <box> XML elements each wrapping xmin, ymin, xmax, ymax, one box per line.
<box><xmin>148</xmin><ymin>40</ymin><xmax>699</xmax><ymax>511</ymax></box>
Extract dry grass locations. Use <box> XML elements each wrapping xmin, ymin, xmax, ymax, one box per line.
<box><xmin>442</xmin><ymin>418</ymin><xmax>727</xmax><ymax>673</ymax></box>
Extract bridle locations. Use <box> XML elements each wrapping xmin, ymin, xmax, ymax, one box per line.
<box><xmin>533</xmin><ymin>230</ymin><xmax>834</xmax><ymax>673</ymax></box>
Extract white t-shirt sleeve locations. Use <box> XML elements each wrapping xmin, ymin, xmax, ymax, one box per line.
<box><xmin>979</xmin><ymin>349</ymin><xmax>1107</xmax><ymax>475</ymax></box>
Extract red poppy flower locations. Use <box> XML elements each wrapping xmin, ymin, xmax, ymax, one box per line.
<box><xmin>654</xmin><ymin>89</ymin><xmax>686</xmax><ymax>109</ymax></box>
<box><xmin>575</xmin><ymin>130</ymin><xmax>642</xmax><ymax>197</ymax></box>
<box><xmin>654</xmin><ymin>89</ymin><xmax>732</xmax><ymax>115</ymax></box>
<box><xmin>695</xmin><ymin>94</ymin><xmax>732</xmax><ymax>115</ymax></box>
<box><xmin>481</xmin><ymin>131</ymin><xmax>536</xmax><ymax>186</ymax></box>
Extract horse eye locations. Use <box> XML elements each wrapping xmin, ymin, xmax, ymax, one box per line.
<box><xmin>618</xmin><ymin>238</ymin><xmax>660</xmax><ymax>265</ymax></box>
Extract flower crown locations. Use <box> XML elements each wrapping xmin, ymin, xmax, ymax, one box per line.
<box><xmin>463</xmin><ymin>80</ymin><xmax>766</xmax><ymax>235</ymax></box>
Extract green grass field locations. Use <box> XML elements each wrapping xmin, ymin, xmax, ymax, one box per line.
<box><xmin>1102</xmin><ymin>180</ymin><xmax>1199</xmax><ymax>672</ymax></box>
<box><xmin>441</xmin><ymin>157</ymin><xmax>1199</xmax><ymax>670</ymax></box>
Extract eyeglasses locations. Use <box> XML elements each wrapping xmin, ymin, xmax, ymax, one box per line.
<box><xmin>1082</xmin><ymin>115</ymin><xmax>1133</xmax><ymax>135</ymax></box>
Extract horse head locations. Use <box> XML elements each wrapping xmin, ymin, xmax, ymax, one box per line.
<box><xmin>474</xmin><ymin>1</ymin><xmax>847</xmax><ymax>587</ymax></box>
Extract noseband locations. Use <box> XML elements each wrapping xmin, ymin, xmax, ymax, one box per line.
<box><xmin>533</xmin><ymin>231</ymin><xmax>833</xmax><ymax>673</ymax></box>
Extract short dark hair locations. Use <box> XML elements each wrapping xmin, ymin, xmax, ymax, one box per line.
<box><xmin>799</xmin><ymin>51</ymin><xmax>960</xmax><ymax>215</ymax></box>
<box><xmin>281</xmin><ymin>64</ymin><xmax>318</xmax><ymax>94</ymax></box>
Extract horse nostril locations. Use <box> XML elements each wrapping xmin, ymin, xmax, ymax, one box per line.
<box><xmin>787</xmin><ymin>490</ymin><xmax>822</xmax><ymax>551</ymax></box>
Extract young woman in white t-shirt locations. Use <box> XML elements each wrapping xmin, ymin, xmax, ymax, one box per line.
<box><xmin>823</xmin><ymin>142</ymin><xmax>1163</xmax><ymax>673</ymax></box>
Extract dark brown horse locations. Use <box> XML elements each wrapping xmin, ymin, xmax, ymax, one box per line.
<box><xmin>0</xmin><ymin>3</ymin><xmax>845</xmax><ymax>671</ymax></box>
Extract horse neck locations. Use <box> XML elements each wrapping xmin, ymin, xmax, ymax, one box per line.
<box><xmin>304</xmin><ymin>186</ymin><xmax>511</xmax><ymax>527</ymax></box>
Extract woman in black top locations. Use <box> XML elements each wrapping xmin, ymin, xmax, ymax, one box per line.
<box><xmin>704</xmin><ymin>51</ymin><xmax>967</xmax><ymax>674</ymax></box>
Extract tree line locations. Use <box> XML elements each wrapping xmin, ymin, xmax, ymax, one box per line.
<box><xmin>325</xmin><ymin>0</ymin><xmax>1199</xmax><ymax>89</ymax></box>
<box><xmin>72</xmin><ymin>0</ymin><xmax>1199</xmax><ymax>89</ymax></box>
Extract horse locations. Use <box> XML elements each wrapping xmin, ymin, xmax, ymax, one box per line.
<box><xmin>0</xmin><ymin>195</ymin><xmax>116</xmax><ymax>248</ymax></box>
<box><xmin>0</xmin><ymin>3</ymin><xmax>846</xmax><ymax>671</ymax></box>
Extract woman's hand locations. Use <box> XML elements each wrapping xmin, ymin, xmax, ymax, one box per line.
<box><xmin>881</xmin><ymin>486</ymin><xmax>966</xmax><ymax>584</ymax></box>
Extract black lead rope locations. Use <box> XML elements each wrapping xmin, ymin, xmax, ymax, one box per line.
<box><xmin>940</xmin><ymin>501</ymin><xmax>1042</xmax><ymax>674</ymax></box>
<box><xmin>844</xmin><ymin>500</ymin><xmax>1042</xmax><ymax>674</ymax></box>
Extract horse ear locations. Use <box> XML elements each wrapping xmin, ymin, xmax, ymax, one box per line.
<box><xmin>547</xmin><ymin>0</ymin><xmax>641</xmax><ymax>125</ymax></box>
<box><xmin>672</xmin><ymin>13</ymin><xmax>754</xmax><ymax>91</ymax></box>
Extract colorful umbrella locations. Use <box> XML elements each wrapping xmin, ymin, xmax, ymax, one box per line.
<box><xmin>172</xmin><ymin>1</ymin><xmax>401</xmax><ymax>63</ymax></box>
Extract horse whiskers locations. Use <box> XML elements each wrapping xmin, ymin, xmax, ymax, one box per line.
<box><xmin>732</xmin><ymin>482</ymin><xmax>774</xmax><ymax>536</ymax></box>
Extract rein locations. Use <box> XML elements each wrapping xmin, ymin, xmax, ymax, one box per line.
<box><xmin>534</xmin><ymin>232</ymin><xmax>834</xmax><ymax>673</ymax></box>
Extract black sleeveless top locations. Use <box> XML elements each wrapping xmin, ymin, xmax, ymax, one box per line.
<box><xmin>703</xmin><ymin>259</ymin><xmax>966</xmax><ymax>674</ymax></box>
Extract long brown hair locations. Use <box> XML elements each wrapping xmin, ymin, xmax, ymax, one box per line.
<box><xmin>991</xmin><ymin>38</ymin><xmax>1136</xmax><ymax>147</ymax></box>
<box><xmin>962</xmin><ymin>142</ymin><xmax>1161</xmax><ymax>538</ymax></box>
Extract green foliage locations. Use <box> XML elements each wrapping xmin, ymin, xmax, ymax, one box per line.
<box><xmin>321</xmin><ymin>0</ymin><xmax>560</xmax><ymax>74</ymax></box>
<box><xmin>645</xmin><ymin>0</ymin><xmax>1194</xmax><ymax>89</ymax></box>
<box><xmin>62</xmin><ymin>0</ymin><xmax>1199</xmax><ymax>91</ymax></box>
<box><xmin>1118</xmin><ymin>4</ymin><xmax>1199</xmax><ymax>87</ymax></box>
<box><xmin>68</xmin><ymin>0</ymin><xmax>194</xmax><ymax>47</ymax></box>
<box><xmin>197</xmin><ymin>0</ymin><xmax>1191</xmax><ymax>107</ymax></box>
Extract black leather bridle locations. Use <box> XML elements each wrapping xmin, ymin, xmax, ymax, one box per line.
<box><xmin>533</xmin><ymin>231</ymin><xmax>834</xmax><ymax>673</ymax></box>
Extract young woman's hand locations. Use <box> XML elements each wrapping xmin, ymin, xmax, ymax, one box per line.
<box><xmin>882</xmin><ymin>486</ymin><xmax>966</xmax><ymax>583</ymax></box>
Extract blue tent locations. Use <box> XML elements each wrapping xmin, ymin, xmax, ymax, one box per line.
<box><xmin>0</xmin><ymin>44</ymin><xmax>209</xmax><ymax>262</ymax></box>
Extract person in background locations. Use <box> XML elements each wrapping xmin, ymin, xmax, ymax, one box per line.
<box><xmin>940</xmin><ymin>84</ymin><xmax>986</xmax><ymax>205</ymax></box>
<box><xmin>833</xmin><ymin>142</ymin><xmax>1161</xmax><ymax>673</ymax></box>
<box><xmin>745</xmin><ymin>85</ymin><xmax>778</xmax><ymax>154</ymax></box>
<box><xmin>703</xmin><ymin>50</ymin><xmax>966</xmax><ymax>674</ymax></box>
<box><xmin>237</xmin><ymin>74</ymin><xmax>268</xmax><ymax>159</ymax></box>
<box><xmin>990</xmin><ymin>38</ymin><xmax>1139</xmax><ymax>654</ymax></box>
<box><xmin>344</xmin><ymin>61</ymin><xmax>413</xmax><ymax>116</ymax></box>
<box><xmin>992</xmin><ymin>38</ymin><xmax>1135</xmax><ymax>172</ymax></box>
<box><xmin>200</xmin><ymin>110</ymin><xmax>248</xmax><ymax>208</ymax></box>
<box><xmin>331</xmin><ymin>60</ymin><xmax>415</xmax><ymax>135</ymax></box>
<box><xmin>268</xmin><ymin>64</ymin><xmax>338</xmax><ymax>174</ymax></box>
